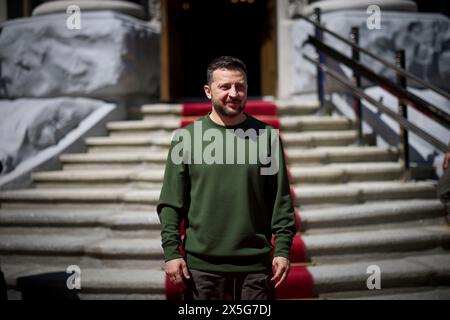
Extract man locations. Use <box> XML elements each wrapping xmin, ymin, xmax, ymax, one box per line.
<box><xmin>157</xmin><ymin>56</ymin><xmax>296</xmax><ymax>300</ymax></box>
<box><xmin>437</xmin><ymin>143</ymin><xmax>450</xmax><ymax>223</ymax></box>
<box><xmin>443</xmin><ymin>149</ymin><xmax>450</xmax><ymax>171</ymax></box>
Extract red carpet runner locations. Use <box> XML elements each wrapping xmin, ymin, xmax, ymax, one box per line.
<box><xmin>165</xmin><ymin>100</ymin><xmax>314</xmax><ymax>299</ymax></box>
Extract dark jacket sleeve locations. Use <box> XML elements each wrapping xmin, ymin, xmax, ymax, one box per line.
<box><xmin>269</xmin><ymin>132</ymin><xmax>297</xmax><ymax>259</ymax></box>
<box><xmin>157</xmin><ymin>134</ymin><xmax>191</xmax><ymax>262</ymax></box>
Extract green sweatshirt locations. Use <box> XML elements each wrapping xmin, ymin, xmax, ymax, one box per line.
<box><xmin>157</xmin><ymin>113</ymin><xmax>296</xmax><ymax>273</ymax></box>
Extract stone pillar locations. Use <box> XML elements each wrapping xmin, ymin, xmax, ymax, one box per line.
<box><xmin>0</xmin><ymin>0</ymin><xmax>7</xmax><ymax>23</ymax></box>
<box><xmin>32</xmin><ymin>0</ymin><xmax>147</xmax><ymax>20</ymax></box>
<box><xmin>301</xmin><ymin>0</ymin><xmax>417</xmax><ymax>16</ymax></box>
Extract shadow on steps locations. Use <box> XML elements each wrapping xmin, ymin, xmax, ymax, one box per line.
<box><xmin>16</xmin><ymin>271</ymin><xmax>80</xmax><ymax>300</ymax></box>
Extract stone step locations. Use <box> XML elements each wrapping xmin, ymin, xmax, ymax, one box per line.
<box><xmin>60</xmin><ymin>152</ymin><xmax>167</xmax><ymax>170</ymax></box>
<box><xmin>274</xmin><ymin>100</ymin><xmax>320</xmax><ymax>115</ymax></box>
<box><xmin>88</xmin><ymin>136</ymin><xmax>170</xmax><ymax>154</ymax></box>
<box><xmin>85</xmin><ymin>130</ymin><xmax>358</xmax><ymax>152</ymax></box>
<box><xmin>286</xmin><ymin>146</ymin><xmax>399</xmax><ymax>164</ymax></box>
<box><xmin>2</xmin><ymin>230</ymin><xmax>448</xmax><ymax>299</ymax></box>
<box><xmin>5</xmin><ymin>258</ymin><xmax>450</xmax><ymax>299</ymax></box>
<box><xmin>280</xmin><ymin>115</ymin><xmax>353</xmax><ymax>131</ymax></box>
<box><xmin>58</xmin><ymin>150</ymin><xmax>400</xmax><ymax>172</ymax></box>
<box><xmin>85</xmin><ymin>238</ymin><xmax>163</xmax><ymax>258</ymax></box>
<box><xmin>3</xmin><ymin>263</ymin><xmax>165</xmax><ymax>296</ymax></box>
<box><xmin>85</xmin><ymin>134</ymin><xmax>171</xmax><ymax>153</ymax></box>
<box><xmin>0</xmin><ymin>208</ymin><xmax>160</xmax><ymax>230</ymax></box>
<box><xmin>32</xmin><ymin>170</ymin><xmax>163</xmax><ymax>182</ymax></box>
<box><xmin>80</xmin><ymin>292</ymin><xmax>165</xmax><ymax>300</ymax></box>
<box><xmin>282</xmin><ymin>130</ymin><xmax>358</xmax><ymax>147</ymax></box>
<box><xmin>302</xmin><ymin>226</ymin><xmax>450</xmax><ymax>258</ymax></box>
<box><xmin>79</xmin><ymin>293</ymin><xmax>165</xmax><ymax>299</ymax></box>
<box><xmin>0</xmin><ymin>233</ymin><xmax>163</xmax><ymax>259</ymax></box>
<box><xmin>106</xmin><ymin>115</ymin><xmax>352</xmax><ymax>137</ymax></box>
<box><xmin>2</xmin><ymin>199</ymin><xmax>444</xmax><ymax>243</ymax></box>
<box><xmin>61</xmin><ymin>152</ymin><xmax>168</xmax><ymax>164</ymax></box>
<box><xmin>2</xmin><ymin>224</ymin><xmax>447</xmax><ymax>262</ymax></box>
<box><xmin>290</xmin><ymin>162</ymin><xmax>403</xmax><ymax>183</ymax></box>
<box><xmin>31</xmin><ymin>170</ymin><xmax>164</xmax><ymax>189</ymax></box>
<box><xmin>2</xmin><ymin>227</ymin><xmax>159</xmax><ymax>243</ymax></box>
<box><xmin>108</xmin><ymin>131</ymin><xmax>175</xmax><ymax>138</ymax></box>
<box><xmin>300</xmin><ymin>199</ymin><xmax>445</xmax><ymax>231</ymax></box>
<box><xmin>62</xmin><ymin>163</ymin><xmax>165</xmax><ymax>171</ymax></box>
<box><xmin>0</xmin><ymin>189</ymin><xmax>160</xmax><ymax>206</ymax></box>
<box><xmin>140</xmin><ymin>103</ymin><xmax>182</xmax><ymax>115</ymax></box>
<box><xmin>32</xmin><ymin>162</ymin><xmax>405</xmax><ymax>188</ymax></box>
<box><xmin>0</xmin><ymin>231</ymin><xmax>164</xmax><ymax>270</ymax></box>
<box><xmin>85</xmin><ymin>135</ymin><xmax>172</xmax><ymax>148</ymax></box>
<box><xmin>293</xmin><ymin>180</ymin><xmax>437</xmax><ymax>205</ymax></box>
<box><xmin>341</xmin><ymin>287</ymin><xmax>450</xmax><ymax>300</ymax></box>
<box><xmin>106</xmin><ymin>118</ymin><xmax>179</xmax><ymax>133</ymax></box>
<box><xmin>1</xmin><ymin>250</ymin><xmax>162</xmax><ymax>271</ymax></box>
<box><xmin>87</xmin><ymin>146</ymin><xmax>168</xmax><ymax>153</ymax></box>
<box><xmin>60</xmin><ymin>146</ymin><xmax>399</xmax><ymax>171</ymax></box>
<box><xmin>1</xmin><ymin>181</ymin><xmax>436</xmax><ymax>207</ymax></box>
<box><xmin>309</xmin><ymin>254</ymin><xmax>450</xmax><ymax>296</ymax></box>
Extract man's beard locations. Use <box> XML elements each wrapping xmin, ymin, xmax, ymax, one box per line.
<box><xmin>211</xmin><ymin>98</ymin><xmax>246</xmax><ymax>117</ymax></box>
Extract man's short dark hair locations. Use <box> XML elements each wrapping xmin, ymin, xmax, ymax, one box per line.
<box><xmin>206</xmin><ymin>56</ymin><xmax>248</xmax><ymax>85</ymax></box>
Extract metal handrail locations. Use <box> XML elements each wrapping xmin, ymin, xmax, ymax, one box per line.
<box><xmin>303</xmin><ymin>54</ymin><xmax>448</xmax><ymax>152</ymax></box>
<box><xmin>304</xmin><ymin>35</ymin><xmax>450</xmax><ymax>129</ymax></box>
<box><xmin>300</xmin><ymin>8</ymin><xmax>450</xmax><ymax>176</ymax></box>
<box><xmin>296</xmin><ymin>13</ymin><xmax>450</xmax><ymax>100</ymax></box>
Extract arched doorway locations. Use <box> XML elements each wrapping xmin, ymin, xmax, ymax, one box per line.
<box><xmin>161</xmin><ymin>0</ymin><xmax>277</xmax><ymax>100</ymax></box>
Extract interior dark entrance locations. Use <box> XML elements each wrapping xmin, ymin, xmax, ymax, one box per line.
<box><xmin>165</xmin><ymin>0</ymin><xmax>271</xmax><ymax>99</ymax></box>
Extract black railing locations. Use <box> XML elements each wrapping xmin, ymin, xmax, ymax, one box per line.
<box><xmin>298</xmin><ymin>9</ymin><xmax>450</xmax><ymax>177</ymax></box>
<box><xmin>297</xmin><ymin>11</ymin><xmax>450</xmax><ymax>100</ymax></box>
<box><xmin>303</xmin><ymin>55</ymin><xmax>448</xmax><ymax>152</ymax></box>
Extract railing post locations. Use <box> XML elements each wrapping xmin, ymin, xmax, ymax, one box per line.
<box><xmin>395</xmin><ymin>49</ymin><xmax>410</xmax><ymax>179</ymax></box>
<box><xmin>313</xmin><ymin>7</ymin><xmax>325</xmax><ymax>114</ymax></box>
<box><xmin>350</xmin><ymin>27</ymin><xmax>363</xmax><ymax>145</ymax></box>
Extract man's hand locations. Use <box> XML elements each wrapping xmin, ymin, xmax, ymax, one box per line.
<box><xmin>271</xmin><ymin>256</ymin><xmax>290</xmax><ymax>288</ymax></box>
<box><xmin>443</xmin><ymin>152</ymin><xmax>450</xmax><ymax>171</ymax></box>
<box><xmin>165</xmin><ymin>258</ymin><xmax>190</xmax><ymax>286</ymax></box>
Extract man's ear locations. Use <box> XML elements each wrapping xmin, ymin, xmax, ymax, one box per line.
<box><xmin>204</xmin><ymin>84</ymin><xmax>212</xmax><ymax>99</ymax></box>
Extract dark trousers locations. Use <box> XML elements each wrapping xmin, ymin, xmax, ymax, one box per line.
<box><xmin>183</xmin><ymin>269</ymin><xmax>274</xmax><ymax>300</ymax></box>
<box><xmin>0</xmin><ymin>267</ymin><xmax>7</xmax><ymax>300</ymax></box>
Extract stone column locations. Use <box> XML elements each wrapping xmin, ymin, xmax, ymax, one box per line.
<box><xmin>32</xmin><ymin>0</ymin><xmax>147</xmax><ymax>20</ymax></box>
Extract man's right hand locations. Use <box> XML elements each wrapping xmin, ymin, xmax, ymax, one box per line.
<box><xmin>443</xmin><ymin>152</ymin><xmax>450</xmax><ymax>171</ymax></box>
<box><xmin>165</xmin><ymin>258</ymin><xmax>190</xmax><ymax>286</ymax></box>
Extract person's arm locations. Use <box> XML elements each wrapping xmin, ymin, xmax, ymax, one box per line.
<box><xmin>269</xmin><ymin>133</ymin><xmax>297</xmax><ymax>288</ymax></box>
<box><xmin>159</xmin><ymin>206</ymin><xmax>190</xmax><ymax>286</ymax></box>
<box><xmin>443</xmin><ymin>141</ymin><xmax>450</xmax><ymax>170</ymax></box>
<box><xmin>157</xmin><ymin>132</ymin><xmax>191</xmax><ymax>285</ymax></box>
<box><xmin>443</xmin><ymin>152</ymin><xmax>450</xmax><ymax>171</ymax></box>
<box><xmin>159</xmin><ymin>206</ymin><xmax>183</xmax><ymax>262</ymax></box>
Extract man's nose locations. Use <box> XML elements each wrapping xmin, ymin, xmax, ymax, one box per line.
<box><xmin>229</xmin><ymin>85</ymin><xmax>238</xmax><ymax>97</ymax></box>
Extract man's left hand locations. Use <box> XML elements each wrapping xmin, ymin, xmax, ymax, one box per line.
<box><xmin>271</xmin><ymin>256</ymin><xmax>290</xmax><ymax>288</ymax></box>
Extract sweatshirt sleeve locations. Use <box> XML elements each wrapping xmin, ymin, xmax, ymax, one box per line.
<box><xmin>270</xmin><ymin>133</ymin><xmax>297</xmax><ymax>259</ymax></box>
<box><xmin>157</xmin><ymin>134</ymin><xmax>191</xmax><ymax>262</ymax></box>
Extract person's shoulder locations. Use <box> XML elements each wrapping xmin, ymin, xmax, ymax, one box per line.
<box><xmin>176</xmin><ymin>115</ymin><xmax>208</xmax><ymax>133</ymax></box>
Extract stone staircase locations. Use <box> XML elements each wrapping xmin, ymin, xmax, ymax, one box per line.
<box><xmin>1</xmin><ymin>101</ymin><xmax>449</xmax><ymax>300</ymax></box>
